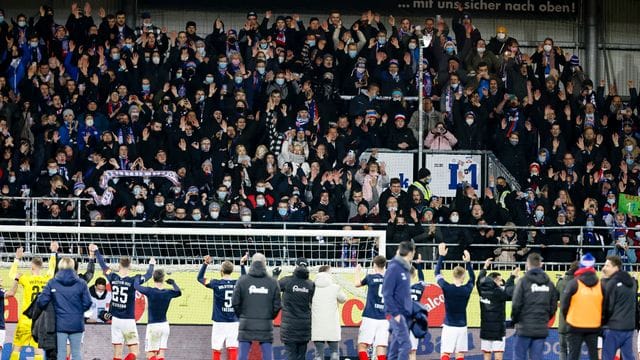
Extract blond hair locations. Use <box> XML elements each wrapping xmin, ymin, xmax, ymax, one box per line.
<box><xmin>58</xmin><ymin>257</ymin><xmax>75</xmax><ymax>271</ymax></box>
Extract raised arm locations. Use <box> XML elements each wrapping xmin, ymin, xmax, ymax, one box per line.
<box><xmin>47</xmin><ymin>241</ymin><xmax>59</xmax><ymax>278</ymax></box>
<box><xmin>464</xmin><ymin>250</ymin><xmax>475</xmax><ymax>286</ymax></box>
<box><xmin>92</xmin><ymin>244</ymin><xmax>110</xmax><ymax>273</ymax></box>
<box><xmin>198</xmin><ymin>256</ymin><xmax>211</xmax><ymax>286</ymax></box>
<box><xmin>435</xmin><ymin>243</ymin><xmax>448</xmax><ymax>280</ymax></box>
<box><xmin>142</xmin><ymin>257</ymin><xmax>156</xmax><ymax>282</ymax></box>
<box><xmin>240</xmin><ymin>252</ymin><xmax>248</xmax><ymax>275</ymax></box>
<box><xmin>354</xmin><ymin>263</ymin><xmax>366</xmax><ymax>288</ymax></box>
<box><xmin>166</xmin><ymin>278</ymin><xmax>182</xmax><ymax>297</ymax></box>
<box><xmin>8</xmin><ymin>247</ymin><xmax>23</xmax><ymax>280</ymax></box>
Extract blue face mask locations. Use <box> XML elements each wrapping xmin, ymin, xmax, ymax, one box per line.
<box><xmin>259</xmin><ymin>43</ymin><xmax>269</xmax><ymax>50</ymax></box>
<box><xmin>535</xmin><ymin>210</ymin><xmax>544</xmax><ymax>220</ymax></box>
<box><xmin>112</xmin><ymin>53</ymin><xmax>120</xmax><ymax>61</ymax></box>
<box><xmin>256</xmin><ymin>67</ymin><xmax>266</xmax><ymax>75</ymax></box>
<box><xmin>123</xmin><ymin>44</ymin><xmax>132</xmax><ymax>50</ymax></box>
<box><xmin>234</xmin><ymin>77</ymin><xmax>243</xmax><ymax>84</ymax></box>
<box><xmin>348</xmin><ymin>50</ymin><xmax>358</xmax><ymax>59</ymax></box>
<box><xmin>308</xmin><ymin>40</ymin><xmax>316</xmax><ymax>47</ymax></box>
<box><xmin>275</xmin><ymin>78</ymin><xmax>285</xmax><ymax>86</ymax></box>
<box><xmin>586</xmin><ymin>221</ymin><xmax>594</xmax><ymax>228</ymax></box>
<box><xmin>446</xmin><ymin>47</ymin><xmax>454</xmax><ymax>55</ymax></box>
<box><xmin>626</xmin><ymin>158</ymin><xmax>635</xmax><ymax>165</ymax></box>
<box><xmin>377</xmin><ymin>37</ymin><xmax>386</xmax><ymax>45</ymax></box>
<box><xmin>218</xmin><ymin>62</ymin><xmax>228</xmax><ymax>69</ymax></box>
<box><xmin>278</xmin><ymin>208</ymin><xmax>288</xmax><ymax>216</ymax></box>
<box><xmin>205</xmin><ymin>76</ymin><xmax>214</xmax><ymax>84</ymax></box>
<box><xmin>0</xmin><ymin>17</ymin><xmax>5</xmax><ymax>23</ymax></box>
<box><xmin>142</xmin><ymin>84</ymin><xmax>150</xmax><ymax>91</ymax></box>
<box><xmin>30</xmin><ymin>41</ymin><xmax>39</xmax><ymax>48</ymax></box>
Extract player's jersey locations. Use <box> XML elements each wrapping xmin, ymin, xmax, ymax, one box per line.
<box><xmin>107</xmin><ymin>273</ymin><xmax>146</xmax><ymax>319</ymax></box>
<box><xmin>198</xmin><ymin>264</ymin><xmax>238</xmax><ymax>322</ymax></box>
<box><xmin>411</xmin><ymin>281</ymin><xmax>427</xmax><ymax>302</ymax></box>
<box><xmin>9</xmin><ymin>254</ymin><xmax>56</xmax><ymax>323</ymax></box>
<box><xmin>96</xmin><ymin>250</ymin><xmax>153</xmax><ymax>319</ymax></box>
<box><xmin>361</xmin><ymin>273</ymin><xmax>385</xmax><ymax>320</ymax></box>
<box><xmin>135</xmin><ymin>285</ymin><xmax>181</xmax><ymax>324</ymax></box>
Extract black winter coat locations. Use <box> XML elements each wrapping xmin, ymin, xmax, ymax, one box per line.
<box><xmin>232</xmin><ymin>261</ymin><xmax>282</xmax><ymax>342</ymax></box>
<box><xmin>511</xmin><ymin>268</ymin><xmax>558</xmax><ymax>338</ymax></box>
<box><xmin>279</xmin><ymin>266</ymin><xmax>315</xmax><ymax>343</ymax></box>
<box><xmin>24</xmin><ymin>298</ymin><xmax>57</xmax><ymax>351</ymax></box>
<box><xmin>603</xmin><ymin>270</ymin><xmax>637</xmax><ymax>331</ymax></box>
<box><xmin>476</xmin><ymin>269</ymin><xmax>516</xmax><ymax>340</ymax></box>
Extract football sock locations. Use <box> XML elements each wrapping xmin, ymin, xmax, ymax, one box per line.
<box><xmin>358</xmin><ymin>351</ymin><xmax>369</xmax><ymax>360</ymax></box>
<box><xmin>227</xmin><ymin>347</ymin><xmax>238</xmax><ymax>360</ymax></box>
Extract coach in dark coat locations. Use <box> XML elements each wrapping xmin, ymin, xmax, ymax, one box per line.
<box><xmin>232</xmin><ymin>253</ymin><xmax>282</xmax><ymax>347</ymax></box>
<box><xmin>476</xmin><ymin>261</ymin><xmax>516</xmax><ymax>341</ymax></box>
<box><xmin>277</xmin><ymin>258</ymin><xmax>315</xmax><ymax>360</ymax></box>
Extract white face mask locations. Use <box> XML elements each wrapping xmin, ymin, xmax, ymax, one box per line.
<box><xmin>223</xmin><ymin>181</ymin><xmax>232</xmax><ymax>188</ymax></box>
<box><xmin>465</xmin><ymin>117</ymin><xmax>474</xmax><ymax>125</ymax></box>
<box><xmin>209</xmin><ymin>211</ymin><xmax>219</xmax><ymax>219</ymax></box>
<box><xmin>256</xmin><ymin>198</ymin><xmax>265</xmax><ymax>206</ymax></box>
<box><xmin>496</xmin><ymin>33</ymin><xmax>506</xmax><ymax>41</ymax></box>
<box><xmin>85</xmin><ymin>119</ymin><xmax>94</xmax><ymax>127</ymax></box>
<box><xmin>135</xmin><ymin>205</ymin><xmax>144</xmax><ymax>214</ymax></box>
<box><xmin>152</xmin><ymin>57</ymin><xmax>161</xmax><ymax>64</ymax></box>
<box><xmin>543</xmin><ymin>44</ymin><xmax>552</xmax><ymax>52</ymax></box>
<box><xmin>450</xmin><ymin>215</ymin><xmax>459</xmax><ymax>223</ymax></box>
<box><xmin>241</xmin><ymin>215</ymin><xmax>251</xmax><ymax>222</ymax></box>
<box><xmin>476</xmin><ymin>47</ymin><xmax>485</xmax><ymax>54</ymax></box>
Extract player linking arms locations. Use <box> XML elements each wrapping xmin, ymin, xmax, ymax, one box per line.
<box><xmin>93</xmin><ymin>244</ymin><xmax>155</xmax><ymax>360</ymax></box>
<box><xmin>134</xmin><ymin>268</ymin><xmax>181</xmax><ymax>360</ymax></box>
<box><xmin>9</xmin><ymin>243</ymin><xmax>58</xmax><ymax>360</ymax></box>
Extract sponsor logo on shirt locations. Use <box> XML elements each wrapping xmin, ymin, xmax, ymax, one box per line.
<box><xmin>292</xmin><ymin>285</ymin><xmax>309</xmax><ymax>293</ymax></box>
<box><xmin>479</xmin><ymin>297</ymin><xmax>491</xmax><ymax>305</ymax></box>
<box><xmin>249</xmin><ymin>285</ymin><xmax>269</xmax><ymax>294</ymax></box>
<box><xmin>531</xmin><ymin>284</ymin><xmax>550</xmax><ymax>293</ymax></box>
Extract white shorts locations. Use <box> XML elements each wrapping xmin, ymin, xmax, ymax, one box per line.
<box><xmin>211</xmin><ymin>322</ymin><xmax>239</xmax><ymax>350</ymax></box>
<box><xmin>111</xmin><ymin>317</ymin><xmax>139</xmax><ymax>345</ymax></box>
<box><xmin>410</xmin><ymin>332</ymin><xmax>419</xmax><ymax>351</ymax></box>
<box><xmin>0</xmin><ymin>329</ymin><xmax>5</xmax><ymax>347</ymax></box>
<box><xmin>358</xmin><ymin>317</ymin><xmax>389</xmax><ymax>347</ymax></box>
<box><xmin>440</xmin><ymin>325</ymin><xmax>468</xmax><ymax>354</ymax></box>
<box><xmin>145</xmin><ymin>322</ymin><xmax>170</xmax><ymax>352</ymax></box>
<box><xmin>598</xmin><ymin>336</ymin><xmax>603</xmax><ymax>349</ymax></box>
<box><xmin>481</xmin><ymin>338</ymin><xmax>505</xmax><ymax>353</ymax></box>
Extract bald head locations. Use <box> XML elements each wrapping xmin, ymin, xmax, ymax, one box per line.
<box><xmin>252</xmin><ymin>253</ymin><xmax>266</xmax><ymax>264</ymax></box>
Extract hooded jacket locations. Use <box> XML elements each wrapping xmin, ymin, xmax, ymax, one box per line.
<box><xmin>603</xmin><ymin>270</ymin><xmax>637</xmax><ymax>331</ymax></box>
<box><xmin>476</xmin><ymin>269</ymin><xmax>516</xmax><ymax>340</ymax></box>
<box><xmin>232</xmin><ymin>261</ymin><xmax>281</xmax><ymax>342</ymax></box>
<box><xmin>511</xmin><ymin>268</ymin><xmax>558</xmax><ymax>338</ymax></box>
<box><xmin>36</xmin><ymin>269</ymin><xmax>92</xmax><ymax>333</ymax></box>
<box><xmin>279</xmin><ymin>266</ymin><xmax>315</xmax><ymax>343</ymax></box>
<box><xmin>561</xmin><ymin>267</ymin><xmax>603</xmax><ymax>332</ymax></box>
<box><xmin>383</xmin><ymin>255</ymin><xmax>412</xmax><ymax>319</ymax></box>
<box><xmin>311</xmin><ymin>272</ymin><xmax>347</xmax><ymax>341</ymax></box>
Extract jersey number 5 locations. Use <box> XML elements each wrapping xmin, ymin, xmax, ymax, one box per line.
<box><xmin>224</xmin><ymin>290</ymin><xmax>233</xmax><ymax>308</ymax></box>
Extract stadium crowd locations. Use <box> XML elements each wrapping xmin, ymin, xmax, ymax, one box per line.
<box><xmin>0</xmin><ymin>3</ymin><xmax>639</xmax><ymax>263</ymax></box>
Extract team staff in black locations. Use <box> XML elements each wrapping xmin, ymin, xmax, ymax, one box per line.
<box><xmin>232</xmin><ymin>253</ymin><xmax>281</xmax><ymax>360</ymax></box>
<box><xmin>476</xmin><ymin>258</ymin><xmax>517</xmax><ymax>360</ymax></box>
<box><xmin>276</xmin><ymin>257</ymin><xmax>315</xmax><ymax>360</ymax></box>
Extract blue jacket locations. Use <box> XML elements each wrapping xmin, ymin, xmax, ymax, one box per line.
<box><xmin>383</xmin><ymin>255</ymin><xmax>413</xmax><ymax>318</ymax></box>
<box><xmin>37</xmin><ymin>269</ymin><xmax>92</xmax><ymax>333</ymax></box>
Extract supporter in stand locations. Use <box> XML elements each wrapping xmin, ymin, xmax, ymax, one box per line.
<box><xmin>0</xmin><ymin>4</ymin><xmax>637</xmax><ymax>271</ymax></box>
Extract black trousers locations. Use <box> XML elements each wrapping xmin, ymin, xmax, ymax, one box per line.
<box><xmin>567</xmin><ymin>332</ymin><xmax>598</xmax><ymax>360</ymax></box>
<box><xmin>284</xmin><ymin>341</ymin><xmax>308</xmax><ymax>360</ymax></box>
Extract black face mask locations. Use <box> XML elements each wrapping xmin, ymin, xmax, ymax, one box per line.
<box><xmin>496</xmin><ymin>184</ymin><xmax>506</xmax><ymax>192</ymax></box>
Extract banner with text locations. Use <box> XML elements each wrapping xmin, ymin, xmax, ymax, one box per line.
<box><xmin>144</xmin><ymin>0</ymin><xmax>579</xmax><ymax>17</ymax></box>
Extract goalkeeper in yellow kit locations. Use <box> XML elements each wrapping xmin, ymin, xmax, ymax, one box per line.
<box><xmin>8</xmin><ymin>242</ymin><xmax>58</xmax><ymax>360</ymax></box>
